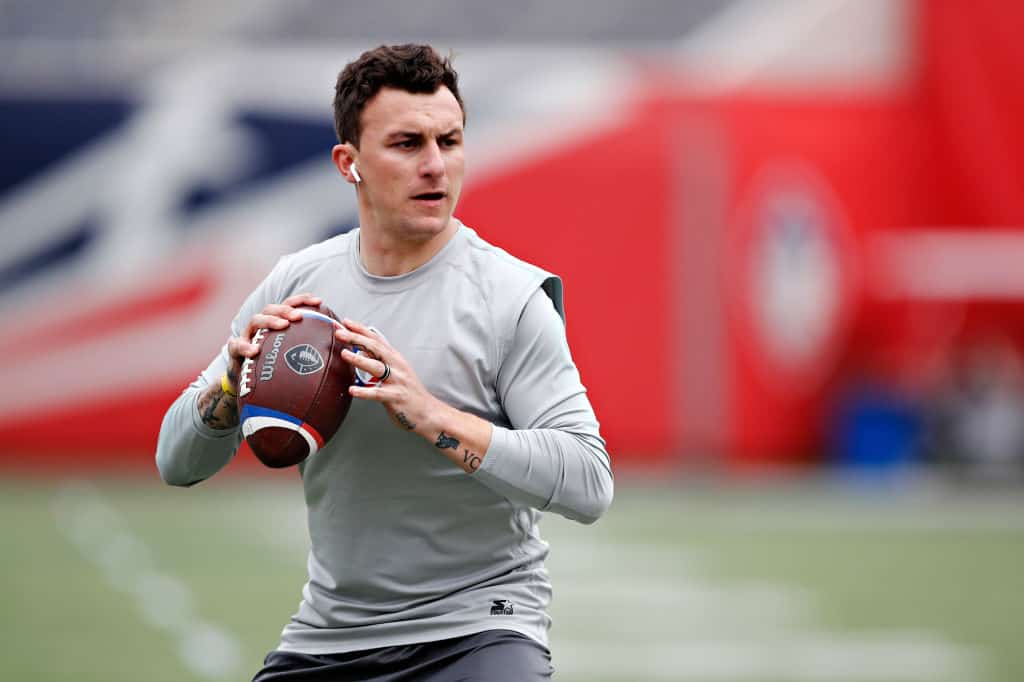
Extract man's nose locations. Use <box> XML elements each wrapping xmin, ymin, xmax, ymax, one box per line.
<box><xmin>419</xmin><ymin>142</ymin><xmax>444</xmax><ymax>176</ymax></box>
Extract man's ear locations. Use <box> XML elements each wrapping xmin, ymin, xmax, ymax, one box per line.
<box><xmin>331</xmin><ymin>143</ymin><xmax>360</xmax><ymax>185</ymax></box>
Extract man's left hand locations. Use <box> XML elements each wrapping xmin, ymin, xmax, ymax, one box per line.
<box><xmin>335</xmin><ymin>319</ymin><xmax>442</xmax><ymax>435</ymax></box>
<box><xmin>334</xmin><ymin>319</ymin><xmax>492</xmax><ymax>473</ymax></box>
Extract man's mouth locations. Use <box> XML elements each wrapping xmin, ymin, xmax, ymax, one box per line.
<box><xmin>412</xmin><ymin>192</ymin><xmax>446</xmax><ymax>201</ymax></box>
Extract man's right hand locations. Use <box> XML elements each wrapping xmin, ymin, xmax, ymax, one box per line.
<box><xmin>198</xmin><ymin>293</ymin><xmax>324</xmax><ymax>430</ymax></box>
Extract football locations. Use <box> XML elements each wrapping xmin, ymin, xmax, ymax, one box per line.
<box><xmin>237</xmin><ymin>304</ymin><xmax>354</xmax><ymax>468</ymax></box>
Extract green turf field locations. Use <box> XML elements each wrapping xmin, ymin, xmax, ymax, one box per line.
<box><xmin>2</xmin><ymin>474</ymin><xmax>1021</xmax><ymax>681</ymax></box>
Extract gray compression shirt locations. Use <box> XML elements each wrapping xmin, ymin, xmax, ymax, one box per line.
<box><xmin>155</xmin><ymin>221</ymin><xmax>613</xmax><ymax>653</ymax></box>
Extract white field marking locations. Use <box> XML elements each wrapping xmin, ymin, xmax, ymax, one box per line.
<box><xmin>622</xmin><ymin>503</ymin><xmax>1024</xmax><ymax>533</ymax></box>
<box><xmin>689</xmin><ymin>511</ymin><xmax>1024</xmax><ymax>533</ymax></box>
<box><xmin>51</xmin><ymin>482</ymin><xmax>243</xmax><ymax>680</ymax></box>
<box><xmin>553</xmin><ymin>634</ymin><xmax>985</xmax><ymax>681</ymax></box>
<box><xmin>597</xmin><ymin>485</ymin><xmax>1024</xmax><ymax>533</ymax></box>
<box><xmin>545</xmin><ymin>542</ymin><xmax>704</xmax><ymax>578</ymax></box>
<box><xmin>541</xmin><ymin>515</ymin><xmax>987</xmax><ymax>682</ymax></box>
<box><xmin>551</xmin><ymin>578</ymin><xmax>814</xmax><ymax>636</ymax></box>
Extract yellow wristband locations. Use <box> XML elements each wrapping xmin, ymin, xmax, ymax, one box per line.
<box><xmin>220</xmin><ymin>373</ymin><xmax>237</xmax><ymax>397</ymax></box>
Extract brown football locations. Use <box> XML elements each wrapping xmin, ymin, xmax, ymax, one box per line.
<box><xmin>237</xmin><ymin>304</ymin><xmax>354</xmax><ymax>468</ymax></box>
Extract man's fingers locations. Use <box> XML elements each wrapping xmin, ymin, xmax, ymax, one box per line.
<box><xmin>225</xmin><ymin>295</ymin><xmax>325</xmax><ymax>374</ymax></box>
<box><xmin>243</xmin><ymin>315</ymin><xmax>290</xmax><ymax>343</ymax></box>
<box><xmin>335</xmin><ymin>328</ymin><xmax>385</xmax><ymax>359</ymax></box>
<box><xmin>260</xmin><ymin>303</ymin><xmax>304</xmax><ymax>321</ymax></box>
<box><xmin>344</xmin><ymin>333</ymin><xmax>382</xmax><ymax>357</ymax></box>
<box><xmin>259</xmin><ymin>312</ymin><xmax>294</xmax><ymax>327</ymax></box>
<box><xmin>235</xmin><ymin>311</ymin><xmax>297</xmax><ymax>359</ymax></box>
<box><xmin>341</xmin><ymin>318</ymin><xmax>385</xmax><ymax>342</ymax></box>
<box><xmin>341</xmin><ymin>317</ymin><xmax>371</xmax><ymax>333</ymax></box>
<box><xmin>340</xmin><ymin>348</ymin><xmax>389</xmax><ymax>376</ymax></box>
<box><xmin>349</xmin><ymin>384</ymin><xmax>396</xmax><ymax>402</ymax></box>
<box><xmin>227</xmin><ymin>336</ymin><xmax>259</xmax><ymax>359</ymax></box>
<box><xmin>281</xmin><ymin>292</ymin><xmax>322</xmax><ymax>308</ymax></box>
<box><xmin>259</xmin><ymin>294</ymin><xmax>324</xmax><ymax>325</ymax></box>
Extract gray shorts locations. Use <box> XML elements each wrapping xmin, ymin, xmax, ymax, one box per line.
<box><xmin>252</xmin><ymin>629</ymin><xmax>553</xmax><ymax>681</ymax></box>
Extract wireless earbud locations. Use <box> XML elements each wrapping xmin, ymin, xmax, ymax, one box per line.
<box><xmin>351</xmin><ymin>163</ymin><xmax>362</xmax><ymax>183</ymax></box>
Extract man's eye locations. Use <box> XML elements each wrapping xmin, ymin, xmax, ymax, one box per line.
<box><xmin>441</xmin><ymin>138</ymin><xmax>460</xmax><ymax>147</ymax></box>
<box><xmin>397</xmin><ymin>139</ymin><xmax>417</xmax><ymax>149</ymax></box>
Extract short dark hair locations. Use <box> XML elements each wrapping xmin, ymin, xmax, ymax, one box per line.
<box><xmin>333</xmin><ymin>44</ymin><xmax>465</xmax><ymax>147</ymax></box>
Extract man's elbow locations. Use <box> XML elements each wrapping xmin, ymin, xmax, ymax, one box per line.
<box><xmin>155</xmin><ymin>450</ymin><xmax>198</xmax><ymax>487</ymax></box>
<box><xmin>571</xmin><ymin>466</ymin><xmax>614</xmax><ymax>525</ymax></box>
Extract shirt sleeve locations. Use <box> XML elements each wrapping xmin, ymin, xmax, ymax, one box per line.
<box><xmin>474</xmin><ymin>287</ymin><xmax>614</xmax><ymax>524</ymax></box>
<box><xmin>155</xmin><ymin>355</ymin><xmax>244</xmax><ymax>486</ymax></box>
<box><xmin>154</xmin><ymin>259</ymin><xmax>287</xmax><ymax>486</ymax></box>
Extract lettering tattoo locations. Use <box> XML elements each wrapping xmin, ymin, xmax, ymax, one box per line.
<box><xmin>463</xmin><ymin>449</ymin><xmax>482</xmax><ymax>472</ymax></box>
<box><xmin>395</xmin><ymin>412</ymin><xmax>416</xmax><ymax>430</ymax></box>
<box><xmin>198</xmin><ymin>384</ymin><xmax>239</xmax><ymax>430</ymax></box>
<box><xmin>435</xmin><ymin>432</ymin><xmax>460</xmax><ymax>450</ymax></box>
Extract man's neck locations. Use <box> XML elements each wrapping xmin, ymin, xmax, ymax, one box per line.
<box><xmin>358</xmin><ymin>221</ymin><xmax>458</xmax><ymax>276</ymax></box>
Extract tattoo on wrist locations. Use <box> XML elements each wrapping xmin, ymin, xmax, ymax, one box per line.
<box><xmin>199</xmin><ymin>386</ymin><xmax>239</xmax><ymax>429</ymax></box>
<box><xmin>200</xmin><ymin>390</ymin><xmax>221</xmax><ymax>426</ymax></box>
<box><xmin>463</xmin><ymin>449</ymin><xmax>482</xmax><ymax>472</ymax></box>
<box><xmin>395</xmin><ymin>412</ymin><xmax>416</xmax><ymax>430</ymax></box>
<box><xmin>435</xmin><ymin>432</ymin><xmax>459</xmax><ymax>450</ymax></box>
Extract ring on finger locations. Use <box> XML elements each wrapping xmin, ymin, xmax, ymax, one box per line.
<box><xmin>379</xmin><ymin>362</ymin><xmax>391</xmax><ymax>383</ymax></box>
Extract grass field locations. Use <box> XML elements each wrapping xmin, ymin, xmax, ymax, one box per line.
<box><xmin>3</xmin><ymin>473</ymin><xmax>1021</xmax><ymax>682</ymax></box>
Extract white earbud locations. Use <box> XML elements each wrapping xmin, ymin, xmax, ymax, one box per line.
<box><xmin>351</xmin><ymin>163</ymin><xmax>362</xmax><ymax>183</ymax></box>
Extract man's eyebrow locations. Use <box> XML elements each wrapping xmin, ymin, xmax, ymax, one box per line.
<box><xmin>384</xmin><ymin>127</ymin><xmax>462</xmax><ymax>142</ymax></box>
<box><xmin>385</xmin><ymin>130</ymin><xmax>422</xmax><ymax>141</ymax></box>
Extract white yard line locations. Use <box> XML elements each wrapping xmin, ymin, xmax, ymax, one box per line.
<box><xmin>51</xmin><ymin>482</ymin><xmax>243</xmax><ymax>680</ymax></box>
<box><xmin>553</xmin><ymin>634</ymin><xmax>985</xmax><ymax>681</ymax></box>
<box><xmin>543</xmin><ymin>516</ymin><xmax>988</xmax><ymax>682</ymax></box>
<box><xmin>550</xmin><ymin>578</ymin><xmax>814</xmax><ymax>636</ymax></box>
<box><xmin>655</xmin><ymin>508</ymin><xmax>1024</xmax><ymax>532</ymax></box>
<box><xmin>602</xmin><ymin>487</ymin><xmax>1024</xmax><ymax>533</ymax></box>
<box><xmin>549</xmin><ymin>571</ymin><xmax>986</xmax><ymax>681</ymax></box>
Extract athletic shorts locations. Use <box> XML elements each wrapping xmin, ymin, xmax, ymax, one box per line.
<box><xmin>252</xmin><ymin>629</ymin><xmax>553</xmax><ymax>681</ymax></box>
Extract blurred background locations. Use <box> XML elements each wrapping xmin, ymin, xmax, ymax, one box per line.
<box><xmin>2</xmin><ymin>0</ymin><xmax>1023</xmax><ymax>680</ymax></box>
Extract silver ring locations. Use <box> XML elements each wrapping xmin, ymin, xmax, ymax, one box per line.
<box><xmin>379</xmin><ymin>362</ymin><xmax>391</xmax><ymax>383</ymax></box>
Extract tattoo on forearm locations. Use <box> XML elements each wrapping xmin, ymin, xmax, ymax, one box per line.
<box><xmin>199</xmin><ymin>386</ymin><xmax>239</xmax><ymax>430</ymax></box>
<box><xmin>198</xmin><ymin>389</ymin><xmax>219</xmax><ymax>424</ymax></box>
<box><xmin>435</xmin><ymin>432</ymin><xmax>460</xmax><ymax>450</ymax></box>
<box><xmin>463</xmin><ymin>449</ymin><xmax>482</xmax><ymax>472</ymax></box>
<box><xmin>395</xmin><ymin>412</ymin><xmax>416</xmax><ymax>430</ymax></box>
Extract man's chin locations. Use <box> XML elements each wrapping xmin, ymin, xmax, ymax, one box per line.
<box><xmin>403</xmin><ymin>214</ymin><xmax>454</xmax><ymax>240</ymax></box>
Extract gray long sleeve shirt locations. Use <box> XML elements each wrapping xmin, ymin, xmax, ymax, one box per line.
<box><xmin>155</xmin><ymin>222</ymin><xmax>613</xmax><ymax>653</ymax></box>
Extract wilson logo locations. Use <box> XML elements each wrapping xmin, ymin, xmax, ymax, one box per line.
<box><xmin>285</xmin><ymin>344</ymin><xmax>324</xmax><ymax>375</ymax></box>
<box><xmin>260</xmin><ymin>333</ymin><xmax>286</xmax><ymax>381</ymax></box>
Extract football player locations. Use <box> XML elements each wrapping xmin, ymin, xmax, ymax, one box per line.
<box><xmin>156</xmin><ymin>43</ymin><xmax>613</xmax><ymax>681</ymax></box>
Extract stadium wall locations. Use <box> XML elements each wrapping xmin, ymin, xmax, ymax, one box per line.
<box><xmin>3</xmin><ymin>2</ymin><xmax>1022</xmax><ymax>473</ymax></box>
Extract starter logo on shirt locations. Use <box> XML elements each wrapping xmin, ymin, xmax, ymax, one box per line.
<box><xmin>490</xmin><ymin>600</ymin><xmax>514</xmax><ymax>616</ymax></box>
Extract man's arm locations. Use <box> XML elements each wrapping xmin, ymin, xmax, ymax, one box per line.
<box><xmin>478</xmin><ymin>287</ymin><xmax>613</xmax><ymax>523</ymax></box>
<box><xmin>196</xmin><ymin>368</ymin><xmax>240</xmax><ymax>430</ymax></box>
<box><xmin>156</xmin><ymin>369</ymin><xmax>243</xmax><ymax>487</ymax></box>
<box><xmin>155</xmin><ymin>292</ymin><xmax>324</xmax><ymax>486</ymax></box>
<box><xmin>336</xmin><ymin>289</ymin><xmax>613</xmax><ymax>524</ymax></box>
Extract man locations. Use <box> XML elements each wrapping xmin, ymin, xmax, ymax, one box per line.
<box><xmin>156</xmin><ymin>44</ymin><xmax>613</xmax><ymax>681</ymax></box>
